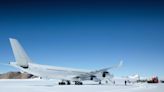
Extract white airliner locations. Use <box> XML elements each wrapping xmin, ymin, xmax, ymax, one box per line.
<box><xmin>9</xmin><ymin>38</ymin><xmax>123</xmax><ymax>85</ymax></box>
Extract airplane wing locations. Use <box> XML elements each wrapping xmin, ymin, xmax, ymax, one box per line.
<box><xmin>72</xmin><ymin>61</ymin><xmax>123</xmax><ymax>80</ymax></box>
<box><xmin>45</xmin><ymin>61</ymin><xmax>123</xmax><ymax>78</ymax></box>
<box><xmin>89</xmin><ymin>60</ymin><xmax>123</xmax><ymax>74</ymax></box>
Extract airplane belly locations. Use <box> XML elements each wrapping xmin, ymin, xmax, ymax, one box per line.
<box><xmin>27</xmin><ymin>66</ymin><xmax>76</xmax><ymax>79</ymax></box>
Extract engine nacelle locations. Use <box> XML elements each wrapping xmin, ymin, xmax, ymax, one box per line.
<box><xmin>90</xmin><ymin>75</ymin><xmax>96</xmax><ymax>80</ymax></box>
<box><xmin>90</xmin><ymin>76</ymin><xmax>99</xmax><ymax>82</ymax></box>
<box><xmin>102</xmin><ymin>71</ymin><xmax>109</xmax><ymax>78</ymax></box>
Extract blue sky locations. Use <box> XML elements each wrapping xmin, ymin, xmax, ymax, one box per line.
<box><xmin>0</xmin><ymin>0</ymin><xmax>164</xmax><ymax>77</ymax></box>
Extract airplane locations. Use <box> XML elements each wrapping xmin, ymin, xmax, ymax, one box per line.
<box><xmin>8</xmin><ymin>38</ymin><xmax>123</xmax><ymax>85</ymax></box>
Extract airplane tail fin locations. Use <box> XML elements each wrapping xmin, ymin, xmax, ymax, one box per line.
<box><xmin>9</xmin><ymin>38</ymin><xmax>31</xmax><ymax>68</ymax></box>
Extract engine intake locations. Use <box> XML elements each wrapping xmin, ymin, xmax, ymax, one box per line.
<box><xmin>90</xmin><ymin>75</ymin><xmax>96</xmax><ymax>80</ymax></box>
<box><xmin>102</xmin><ymin>71</ymin><xmax>109</xmax><ymax>78</ymax></box>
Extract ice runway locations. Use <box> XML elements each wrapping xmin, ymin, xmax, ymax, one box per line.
<box><xmin>0</xmin><ymin>79</ymin><xmax>164</xmax><ymax>92</ymax></box>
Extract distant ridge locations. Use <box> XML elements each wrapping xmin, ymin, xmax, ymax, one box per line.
<box><xmin>0</xmin><ymin>71</ymin><xmax>37</xmax><ymax>79</ymax></box>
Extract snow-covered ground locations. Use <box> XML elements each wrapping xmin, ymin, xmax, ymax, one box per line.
<box><xmin>0</xmin><ymin>79</ymin><xmax>164</xmax><ymax>92</ymax></box>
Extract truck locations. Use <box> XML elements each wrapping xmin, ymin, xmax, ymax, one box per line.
<box><xmin>147</xmin><ymin>76</ymin><xmax>159</xmax><ymax>83</ymax></box>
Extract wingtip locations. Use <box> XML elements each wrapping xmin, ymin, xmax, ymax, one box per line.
<box><xmin>118</xmin><ymin>60</ymin><xmax>123</xmax><ymax>67</ymax></box>
<box><xmin>9</xmin><ymin>38</ymin><xmax>16</xmax><ymax>41</ymax></box>
<box><xmin>120</xmin><ymin>60</ymin><xmax>123</xmax><ymax>65</ymax></box>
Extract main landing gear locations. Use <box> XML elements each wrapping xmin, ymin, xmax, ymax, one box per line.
<box><xmin>75</xmin><ymin>81</ymin><xmax>83</xmax><ymax>85</ymax></box>
<box><xmin>58</xmin><ymin>80</ymin><xmax>83</xmax><ymax>85</ymax></box>
<box><xmin>59</xmin><ymin>80</ymin><xmax>71</xmax><ymax>85</ymax></box>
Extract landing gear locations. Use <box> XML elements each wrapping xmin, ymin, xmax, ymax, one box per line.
<box><xmin>58</xmin><ymin>80</ymin><xmax>83</xmax><ymax>85</ymax></box>
<box><xmin>66</xmin><ymin>80</ymin><xmax>71</xmax><ymax>85</ymax></box>
<box><xmin>59</xmin><ymin>81</ymin><xmax>66</xmax><ymax>85</ymax></box>
<box><xmin>59</xmin><ymin>80</ymin><xmax>71</xmax><ymax>85</ymax></box>
<box><xmin>105</xmin><ymin>80</ymin><xmax>108</xmax><ymax>84</ymax></box>
<box><xmin>99</xmin><ymin>81</ymin><xmax>101</xmax><ymax>84</ymax></box>
<box><xmin>75</xmin><ymin>81</ymin><xmax>83</xmax><ymax>85</ymax></box>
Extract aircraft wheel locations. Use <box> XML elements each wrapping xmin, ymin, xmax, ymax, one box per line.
<box><xmin>75</xmin><ymin>81</ymin><xmax>78</xmax><ymax>85</ymax></box>
<box><xmin>59</xmin><ymin>82</ymin><xmax>66</xmax><ymax>85</ymax></box>
<box><xmin>67</xmin><ymin>81</ymin><xmax>71</xmax><ymax>85</ymax></box>
<box><xmin>75</xmin><ymin>81</ymin><xmax>83</xmax><ymax>85</ymax></box>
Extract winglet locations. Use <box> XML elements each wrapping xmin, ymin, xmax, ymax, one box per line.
<box><xmin>117</xmin><ymin>60</ymin><xmax>123</xmax><ymax>68</ymax></box>
<box><xmin>118</xmin><ymin>60</ymin><xmax>124</xmax><ymax>67</ymax></box>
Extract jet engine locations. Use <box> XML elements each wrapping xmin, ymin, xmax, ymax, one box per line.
<box><xmin>90</xmin><ymin>75</ymin><xmax>96</xmax><ymax>80</ymax></box>
<box><xmin>102</xmin><ymin>71</ymin><xmax>109</xmax><ymax>78</ymax></box>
